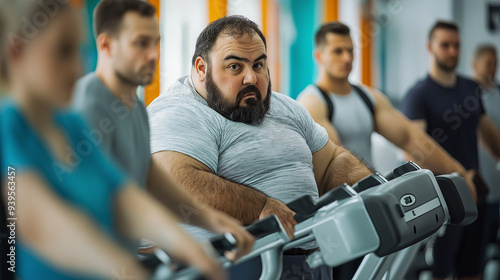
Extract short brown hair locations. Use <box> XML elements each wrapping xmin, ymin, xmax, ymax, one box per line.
<box><xmin>473</xmin><ymin>44</ymin><xmax>497</xmax><ymax>61</ymax></box>
<box><xmin>315</xmin><ymin>21</ymin><xmax>350</xmax><ymax>48</ymax></box>
<box><xmin>428</xmin><ymin>20</ymin><xmax>459</xmax><ymax>41</ymax></box>
<box><xmin>93</xmin><ymin>0</ymin><xmax>155</xmax><ymax>38</ymax></box>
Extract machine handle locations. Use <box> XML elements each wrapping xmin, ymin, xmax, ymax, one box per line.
<box><xmin>246</xmin><ymin>215</ymin><xmax>283</xmax><ymax>239</ymax></box>
<box><xmin>384</xmin><ymin>161</ymin><xmax>421</xmax><ymax>181</ymax></box>
<box><xmin>287</xmin><ymin>184</ymin><xmax>354</xmax><ymax>223</ymax></box>
<box><xmin>209</xmin><ymin>215</ymin><xmax>284</xmax><ymax>255</ymax></box>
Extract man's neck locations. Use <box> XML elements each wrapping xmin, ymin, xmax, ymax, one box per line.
<box><xmin>429</xmin><ymin>65</ymin><xmax>457</xmax><ymax>88</ymax></box>
<box><xmin>316</xmin><ymin>72</ymin><xmax>351</xmax><ymax>95</ymax></box>
<box><xmin>190</xmin><ymin>71</ymin><xmax>208</xmax><ymax>101</ymax></box>
<box><xmin>95</xmin><ymin>64</ymin><xmax>137</xmax><ymax>109</ymax></box>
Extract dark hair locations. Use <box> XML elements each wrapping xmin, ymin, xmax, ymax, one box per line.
<box><xmin>93</xmin><ymin>0</ymin><xmax>155</xmax><ymax>38</ymax></box>
<box><xmin>191</xmin><ymin>15</ymin><xmax>267</xmax><ymax>66</ymax></box>
<box><xmin>315</xmin><ymin>21</ymin><xmax>350</xmax><ymax>48</ymax></box>
<box><xmin>428</xmin><ymin>20</ymin><xmax>459</xmax><ymax>41</ymax></box>
<box><xmin>473</xmin><ymin>44</ymin><xmax>497</xmax><ymax>61</ymax></box>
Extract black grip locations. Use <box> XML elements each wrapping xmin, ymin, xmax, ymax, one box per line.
<box><xmin>384</xmin><ymin>161</ymin><xmax>421</xmax><ymax>181</ymax></box>
<box><xmin>246</xmin><ymin>215</ymin><xmax>282</xmax><ymax>239</ymax></box>
<box><xmin>287</xmin><ymin>184</ymin><xmax>353</xmax><ymax>223</ymax></box>
<box><xmin>316</xmin><ymin>184</ymin><xmax>353</xmax><ymax>208</ymax></box>
<box><xmin>351</xmin><ymin>173</ymin><xmax>387</xmax><ymax>193</ymax></box>
<box><xmin>209</xmin><ymin>215</ymin><xmax>284</xmax><ymax>255</ymax></box>
<box><xmin>210</xmin><ymin>233</ymin><xmax>237</xmax><ymax>255</ymax></box>
<box><xmin>286</xmin><ymin>195</ymin><xmax>316</xmax><ymax>215</ymax></box>
<box><xmin>435</xmin><ymin>175</ymin><xmax>477</xmax><ymax>226</ymax></box>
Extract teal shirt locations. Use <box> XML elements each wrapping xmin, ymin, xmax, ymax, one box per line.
<box><xmin>0</xmin><ymin>101</ymin><xmax>128</xmax><ymax>280</ymax></box>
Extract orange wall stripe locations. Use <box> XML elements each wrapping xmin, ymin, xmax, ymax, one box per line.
<box><xmin>262</xmin><ymin>0</ymin><xmax>280</xmax><ymax>92</ymax></box>
<box><xmin>360</xmin><ymin>1</ymin><xmax>372</xmax><ymax>87</ymax></box>
<box><xmin>324</xmin><ymin>0</ymin><xmax>338</xmax><ymax>22</ymax></box>
<box><xmin>262</xmin><ymin>0</ymin><xmax>268</xmax><ymax>36</ymax></box>
<box><xmin>144</xmin><ymin>0</ymin><xmax>161</xmax><ymax>106</ymax></box>
<box><xmin>70</xmin><ymin>0</ymin><xmax>84</xmax><ymax>8</ymax></box>
<box><xmin>208</xmin><ymin>0</ymin><xmax>227</xmax><ymax>23</ymax></box>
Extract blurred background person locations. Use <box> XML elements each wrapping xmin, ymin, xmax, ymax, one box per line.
<box><xmin>401</xmin><ymin>20</ymin><xmax>500</xmax><ymax>280</ymax></box>
<box><xmin>72</xmin><ymin>0</ymin><xmax>253</xmax><ymax>258</ymax></box>
<box><xmin>472</xmin><ymin>43</ymin><xmax>500</xmax><ymax>273</ymax></box>
<box><xmin>297</xmin><ymin>20</ymin><xmax>478</xmax><ymax>280</ymax></box>
<box><xmin>0</xmin><ymin>1</ymin><xmax>226</xmax><ymax>279</ymax></box>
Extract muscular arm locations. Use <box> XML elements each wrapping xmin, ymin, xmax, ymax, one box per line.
<box><xmin>151</xmin><ymin>151</ymin><xmax>267</xmax><ymax>226</ymax></box>
<box><xmin>146</xmin><ymin>158</ymin><xmax>254</xmax><ymax>260</ymax></box>
<box><xmin>3</xmin><ymin>172</ymin><xmax>147</xmax><ymax>279</ymax></box>
<box><xmin>372</xmin><ymin>89</ymin><xmax>467</xmax><ymax>175</ymax></box>
<box><xmin>478</xmin><ymin>114</ymin><xmax>500</xmax><ymax>160</ymax></box>
<box><xmin>297</xmin><ymin>93</ymin><xmax>342</xmax><ymax>144</ymax></box>
<box><xmin>313</xmin><ymin>140</ymin><xmax>374</xmax><ymax>196</ymax></box>
<box><xmin>147</xmin><ymin>157</ymin><xmax>222</xmax><ymax>226</ymax></box>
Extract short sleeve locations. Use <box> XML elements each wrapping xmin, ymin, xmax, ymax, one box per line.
<box><xmin>401</xmin><ymin>85</ymin><xmax>427</xmax><ymax>120</ymax></box>
<box><xmin>147</xmin><ymin>101</ymin><xmax>220</xmax><ymax>173</ymax></box>
<box><xmin>280</xmin><ymin>94</ymin><xmax>329</xmax><ymax>153</ymax></box>
<box><xmin>72</xmin><ymin>94</ymin><xmax>114</xmax><ymax>157</ymax></box>
<box><xmin>72</xmin><ymin>114</ymin><xmax>128</xmax><ymax>192</ymax></box>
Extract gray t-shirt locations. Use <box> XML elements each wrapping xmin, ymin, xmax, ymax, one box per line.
<box><xmin>479</xmin><ymin>84</ymin><xmax>500</xmax><ymax>202</ymax></box>
<box><xmin>147</xmin><ymin>76</ymin><xmax>329</xmax><ymax>242</ymax></box>
<box><xmin>72</xmin><ymin>73</ymin><xmax>153</xmax><ymax>249</ymax></box>
<box><xmin>72</xmin><ymin>73</ymin><xmax>151</xmax><ymax>188</ymax></box>
<box><xmin>298</xmin><ymin>84</ymin><xmax>375</xmax><ymax>165</ymax></box>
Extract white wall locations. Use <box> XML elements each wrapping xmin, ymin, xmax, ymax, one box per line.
<box><xmin>160</xmin><ymin>0</ymin><xmax>207</xmax><ymax>94</ymax></box>
<box><xmin>339</xmin><ymin>0</ymin><xmax>363</xmax><ymax>84</ymax></box>
<box><xmin>454</xmin><ymin>0</ymin><xmax>500</xmax><ymax>81</ymax></box>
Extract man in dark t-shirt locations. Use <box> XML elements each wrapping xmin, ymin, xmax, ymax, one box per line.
<box><xmin>402</xmin><ymin>21</ymin><xmax>500</xmax><ymax>280</ymax></box>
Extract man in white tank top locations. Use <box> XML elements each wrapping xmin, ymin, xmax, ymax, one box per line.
<box><xmin>298</xmin><ymin>21</ymin><xmax>474</xmax><ymax>188</ymax></box>
<box><xmin>297</xmin><ymin>22</ymin><xmax>479</xmax><ymax>279</ymax></box>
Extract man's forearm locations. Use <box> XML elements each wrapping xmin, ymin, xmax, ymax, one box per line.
<box><xmin>404</xmin><ymin>129</ymin><xmax>466</xmax><ymax>175</ymax></box>
<box><xmin>147</xmin><ymin>159</ymin><xmax>215</xmax><ymax>226</ymax></box>
<box><xmin>170</xmin><ymin>166</ymin><xmax>267</xmax><ymax>225</ymax></box>
<box><xmin>321</xmin><ymin>146</ymin><xmax>373</xmax><ymax>194</ymax></box>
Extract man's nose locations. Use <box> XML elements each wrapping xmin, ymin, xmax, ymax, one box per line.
<box><xmin>243</xmin><ymin>67</ymin><xmax>257</xmax><ymax>85</ymax></box>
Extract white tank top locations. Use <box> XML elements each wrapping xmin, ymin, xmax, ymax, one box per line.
<box><xmin>298</xmin><ymin>84</ymin><xmax>375</xmax><ymax>165</ymax></box>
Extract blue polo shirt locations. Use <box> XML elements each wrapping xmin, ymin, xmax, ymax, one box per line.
<box><xmin>0</xmin><ymin>101</ymin><xmax>128</xmax><ymax>280</ymax></box>
<box><xmin>401</xmin><ymin>74</ymin><xmax>484</xmax><ymax>170</ymax></box>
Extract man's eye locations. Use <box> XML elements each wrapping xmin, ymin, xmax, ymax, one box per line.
<box><xmin>229</xmin><ymin>64</ymin><xmax>240</xmax><ymax>70</ymax></box>
<box><xmin>137</xmin><ymin>41</ymin><xmax>148</xmax><ymax>48</ymax></box>
<box><xmin>254</xmin><ymin>63</ymin><xmax>263</xmax><ymax>69</ymax></box>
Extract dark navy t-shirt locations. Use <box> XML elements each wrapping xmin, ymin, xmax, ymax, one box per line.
<box><xmin>401</xmin><ymin>74</ymin><xmax>484</xmax><ymax>170</ymax></box>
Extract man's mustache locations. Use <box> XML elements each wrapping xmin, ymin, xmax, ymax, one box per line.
<box><xmin>236</xmin><ymin>85</ymin><xmax>262</xmax><ymax>104</ymax></box>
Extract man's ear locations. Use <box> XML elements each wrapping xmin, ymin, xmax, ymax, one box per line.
<box><xmin>427</xmin><ymin>41</ymin><xmax>432</xmax><ymax>54</ymax></box>
<box><xmin>96</xmin><ymin>33</ymin><xmax>113</xmax><ymax>56</ymax></box>
<box><xmin>194</xmin><ymin>56</ymin><xmax>207</xmax><ymax>82</ymax></box>
<box><xmin>314</xmin><ymin>48</ymin><xmax>322</xmax><ymax>64</ymax></box>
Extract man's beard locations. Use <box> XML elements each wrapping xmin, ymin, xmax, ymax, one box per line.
<box><xmin>435</xmin><ymin>56</ymin><xmax>458</xmax><ymax>72</ymax></box>
<box><xmin>114</xmin><ymin>62</ymin><xmax>155</xmax><ymax>87</ymax></box>
<box><xmin>205</xmin><ymin>68</ymin><xmax>271</xmax><ymax>125</ymax></box>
